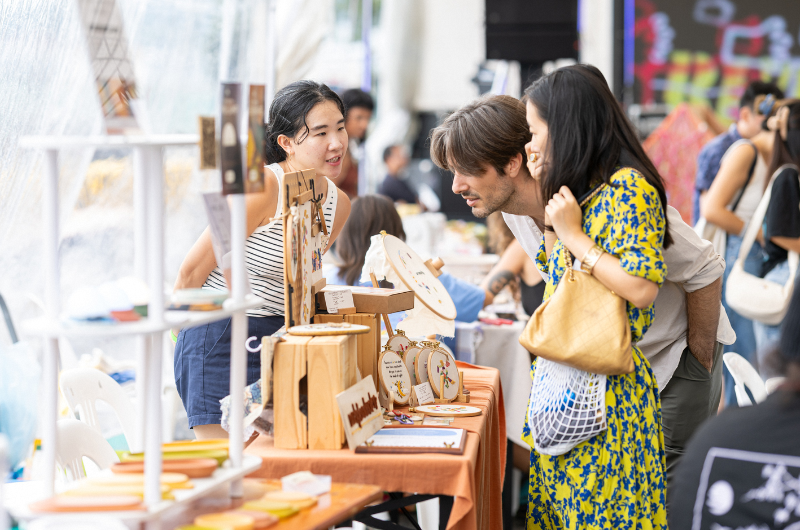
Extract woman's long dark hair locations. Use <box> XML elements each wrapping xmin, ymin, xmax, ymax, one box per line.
<box><xmin>337</xmin><ymin>194</ymin><xmax>406</xmax><ymax>286</ymax></box>
<box><xmin>264</xmin><ymin>80</ymin><xmax>345</xmax><ymax>164</ymax></box>
<box><xmin>524</xmin><ymin>64</ymin><xmax>672</xmax><ymax>247</ymax></box>
<box><xmin>767</xmin><ymin>102</ymin><xmax>800</xmax><ymax>186</ymax></box>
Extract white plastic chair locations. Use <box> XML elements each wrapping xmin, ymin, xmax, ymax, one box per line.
<box><xmin>56</xmin><ymin>419</ymin><xmax>119</xmax><ymax>481</ymax></box>
<box><xmin>723</xmin><ymin>352</ymin><xmax>768</xmax><ymax>406</ymax></box>
<box><xmin>765</xmin><ymin>377</ymin><xmax>786</xmax><ymax>394</ymax></box>
<box><xmin>59</xmin><ymin>368</ymin><xmax>137</xmax><ymax>449</ymax></box>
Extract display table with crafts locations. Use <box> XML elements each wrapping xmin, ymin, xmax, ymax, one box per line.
<box><xmin>246</xmin><ymin>362</ymin><xmax>506</xmax><ymax>530</ymax></box>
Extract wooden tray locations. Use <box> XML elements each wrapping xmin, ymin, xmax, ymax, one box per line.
<box><xmin>111</xmin><ymin>458</ymin><xmax>218</xmax><ymax>478</ymax></box>
<box><xmin>29</xmin><ymin>495</ymin><xmax>143</xmax><ymax>513</ymax></box>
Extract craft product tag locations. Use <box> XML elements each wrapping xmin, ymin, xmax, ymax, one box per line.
<box><xmin>220</xmin><ymin>82</ymin><xmax>244</xmax><ymax>195</ymax></box>
<box><xmin>323</xmin><ymin>290</ymin><xmax>355</xmax><ymax>314</ymax></box>
<box><xmin>198</xmin><ymin>116</ymin><xmax>217</xmax><ymax>169</ymax></box>
<box><xmin>413</xmin><ymin>382</ymin><xmax>435</xmax><ymax>405</ymax></box>
<box><xmin>202</xmin><ymin>192</ymin><xmax>231</xmax><ymax>269</ymax></box>
<box><xmin>245</xmin><ymin>85</ymin><xmax>266</xmax><ymax>193</ymax></box>
<box><xmin>336</xmin><ymin>375</ymin><xmax>384</xmax><ymax>450</ymax></box>
<box><xmin>423</xmin><ymin>417</ymin><xmax>452</xmax><ymax>426</ymax></box>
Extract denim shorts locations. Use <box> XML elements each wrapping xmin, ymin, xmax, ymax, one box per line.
<box><xmin>174</xmin><ymin>315</ymin><xmax>283</xmax><ymax>428</ymax></box>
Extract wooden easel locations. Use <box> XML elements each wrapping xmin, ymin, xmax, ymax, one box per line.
<box><xmin>369</xmin><ymin>269</ymin><xmax>394</xmax><ymax>338</ymax></box>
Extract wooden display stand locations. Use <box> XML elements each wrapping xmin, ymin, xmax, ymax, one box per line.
<box><xmin>273</xmin><ymin>334</ymin><xmax>358</xmax><ymax>450</ymax></box>
<box><xmin>315</xmin><ymin>313</ymin><xmax>379</xmax><ymax>384</ymax></box>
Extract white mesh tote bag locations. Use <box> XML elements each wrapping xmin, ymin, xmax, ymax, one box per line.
<box><xmin>726</xmin><ymin>164</ymin><xmax>799</xmax><ymax>325</ymax></box>
<box><xmin>527</xmin><ymin>359</ymin><xmax>607</xmax><ymax>456</ymax></box>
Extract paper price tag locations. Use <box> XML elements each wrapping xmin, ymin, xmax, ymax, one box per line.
<box><xmin>202</xmin><ymin>192</ymin><xmax>231</xmax><ymax>269</ymax></box>
<box><xmin>323</xmin><ymin>289</ymin><xmax>355</xmax><ymax>314</ymax></box>
<box><xmin>413</xmin><ymin>382</ymin><xmax>435</xmax><ymax>405</ymax></box>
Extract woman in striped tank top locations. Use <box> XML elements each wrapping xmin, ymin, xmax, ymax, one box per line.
<box><xmin>173</xmin><ymin>81</ymin><xmax>352</xmax><ymax>439</ymax></box>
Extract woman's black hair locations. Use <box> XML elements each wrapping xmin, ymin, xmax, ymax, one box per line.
<box><xmin>264</xmin><ymin>80</ymin><xmax>346</xmax><ymax>164</ymax></box>
<box><xmin>524</xmin><ymin>64</ymin><xmax>673</xmax><ymax>248</ymax></box>
<box><xmin>767</xmin><ymin>102</ymin><xmax>800</xmax><ymax>187</ymax></box>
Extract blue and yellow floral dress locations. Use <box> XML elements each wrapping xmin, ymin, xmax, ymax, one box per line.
<box><xmin>525</xmin><ymin>167</ymin><xmax>668</xmax><ymax>529</ymax></box>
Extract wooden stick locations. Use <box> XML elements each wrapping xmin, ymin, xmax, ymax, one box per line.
<box><xmin>389</xmin><ymin>390</ymin><xmax>395</xmax><ymax>412</ymax></box>
<box><xmin>369</xmin><ymin>268</ymin><xmax>393</xmax><ymax>337</ymax></box>
<box><xmin>458</xmin><ymin>371</ymin><xmax>463</xmax><ymax>401</ymax></box>
<box><xmin>440</xmin><ymin>373</ymin><xmax>445</xmax><ymax>397</ymax></box>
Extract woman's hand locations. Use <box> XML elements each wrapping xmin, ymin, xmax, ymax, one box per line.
<box><xmin>545</xmin><ymin>186</ymin><xmax>583</xmax><ymax>244</ymax></box>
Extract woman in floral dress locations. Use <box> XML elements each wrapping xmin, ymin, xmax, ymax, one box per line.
<box><xmin>522</xmin><ymin>65</ymin><xmax>671</xmax><ymax>529</ymax></box>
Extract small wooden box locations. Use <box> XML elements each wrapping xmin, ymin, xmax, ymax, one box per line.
<box><xmin>273</xmin><ymin>335</ymin><xmax>311</xmax><ymax>449</ymax></box>
<box><xmin>314</xmin><ymin>313</ymin><xmax>379</xmax><ymax>384</ymax></box>
<box><xmin>307</xmin><ymin>334</ymin><xmax>358</xmax><ymax>450</ymax></box>
<box><xmin>315</xmin><ymin>286</ymin><xmax>414</xmax><ymax>314</ymax></box>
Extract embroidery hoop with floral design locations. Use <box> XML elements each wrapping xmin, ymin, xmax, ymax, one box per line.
<box><xmin>426</xmin><ymin>346</ymin><xmax>459</xmax><ymax>401</ymax></box>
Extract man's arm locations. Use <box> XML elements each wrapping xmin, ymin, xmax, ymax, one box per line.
<box><xmin>685</xmin><ymin>277</ymin><xmax>721</xmax><ymax>372</ymax></box>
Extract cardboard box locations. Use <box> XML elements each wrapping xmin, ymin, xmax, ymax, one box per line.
<box><xmin>315</xmin><ymin>313</ymin><xmax>380</xmax><ymax>385</ymax></box>
<box><xmin>316</xmin><ymin>285</ymin><xmax>414</xmax><ymax>315</ymax></box>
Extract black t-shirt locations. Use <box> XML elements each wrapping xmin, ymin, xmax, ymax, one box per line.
<box><xmin>379</xmin><ymin>175</ymin><xmax>418</xmax><ymax>204</ymax></box>
<box><xmin>669</xmin><ymin>389</ymin><xmax>800</xmax><ymax>530</ymax></box>
<box><xmin>763</xmin><ymin>167</ymin><xmax>800</xmax><ymax>276</ymax></box>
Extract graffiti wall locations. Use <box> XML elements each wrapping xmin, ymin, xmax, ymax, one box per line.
<box><xmin>633</xmin><ymin>0</ymin><xmax>800</xmax><ymax>124</ymax></box>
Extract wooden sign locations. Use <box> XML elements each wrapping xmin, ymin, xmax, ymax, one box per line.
<box><xmin>198</xmin><ymin>117</ymin><xmax>217</xmax><ymax>169</ymax></box>
<box><xmin>378</xmin><ymin>349</ymin><xmax>412</xmax><ymax>405</ymax></box>
<box><xmin>427</xmin><ymin>347</ymin><xmax>459</xmax><ymax>401</ymax></box>
<box><xmin>220</xmin><ymin>83</ymin><xmax>244</xmax><ymax>195</ymax></box>
<box><xmin>246</xmin><ymin>85</ymin><xmax>266</xmax><ymax>194</ymax></box>
<box><xmin>403</xmin><ymin>342</ymin><xmax>422</xmax><ymax>386</ymax></box>
<box><xmin>336</xmin><ymin>375</ymin><xmax>384</xmax><ymax>450</ymax></box>
<box><xmin>385</xmin><ymin>329</ymin><xmax>411</xmax><ymax>358</ymax></box>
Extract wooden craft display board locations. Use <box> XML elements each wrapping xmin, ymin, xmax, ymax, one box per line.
<box><xmin>282</xmin><ymin>169</ymin><xmax>327</xmax><ymax>329</ymax></box>
<box><xmin>273</xmin><ymin>333</ymin><xmax>358</xmax><ymax>450</ymax></box>
<box><xmin>315</xmin><ymin>313</ymin><xmax>379</xmax><ymax>384</ymax></box>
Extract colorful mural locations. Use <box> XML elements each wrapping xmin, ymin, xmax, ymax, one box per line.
<box><xmin>632</xmin><ymin>0</ymin><xmax>800</xmax><ymax>125</ymax></box>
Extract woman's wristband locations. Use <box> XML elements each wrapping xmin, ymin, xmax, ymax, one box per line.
<box><xmin>580</xmin><ymin>244</ymin><xmax>605</xmax><ymax>274</ymax></box>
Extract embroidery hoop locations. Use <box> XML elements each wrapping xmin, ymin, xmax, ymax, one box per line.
<box><xmin>403</xmin><ymin>342</ymin><xmax>422</xmax><ymax>386</ymax></box>
<box><xmin>426</xmin><ymin>347</ymin><xmax>459</xmax><ymax>401</ymax></box>
<box><xmin>287</xmin><ymin>322</ymin><xmax>370</xmax><ymax>336</ymax></box>
<box><xmin>415</xmin><ymin>404</ymin><xmax>481</xmax><ymax>417</ymax></box>
<box><xmin>385</xmin><ymin>328</ymin><xmax>411</xmax><ymax>358</ymax></box>
<box><xmin>378</xmin><ymin>347</ymin><xmax>412</xmax><ymax>405</ymax></box>
<box><xmin>381</xmin><ymin>233</ymin><xmax>457</xmax><ymax>320</ymax></box>
<box><xmin>414</xmin><ymin>341</ymin><xmax>438</xmax><ymax>385</ymax></box>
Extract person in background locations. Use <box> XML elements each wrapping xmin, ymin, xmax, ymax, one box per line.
<box><xmin>378</xmin><ymin>145</ymin><xmax>417</xmax><ymax>204</ymax></box>
<box><xmin>323</xmin><ymin>194</ymin><xmax>493</xmax><ymax>323</ymax></box>
<box><xmin>482</xmin><ymin>212</ymin><xmax>544</xmax><ymax>316</ymax></box>
<box><xmin>669</xmin><ymin>285</ymin><xmax>800</xmax><ymax>530</ymax></box>
<box><xmin>693</xmin><ymin>81</ymin><xmax>784</xmax><ymax>224</ymax></box>
<box><xmin>753</xmin><ymin>101</ymin><xmax>800</xmax><ymax>378</ymax></box>
<box><xmin>701</xmin><ymin>93</ymin><xmax>781</xmax><ymax>406</ymax></box>
<box><xmin>338</xmin><ymin>88</ymin><xmax>374</xmax><ymax>198</ymax></box>
<box><xmin>173</xmin><ymin>81</ymin><xmax>352</xmax><ymax>439</ymax></box>
<box><xmin>429</xmin><ymin>80</ymin><xmax>733</xmax><ymax>496</ymax></box>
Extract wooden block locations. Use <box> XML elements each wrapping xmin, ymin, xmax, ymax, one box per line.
<box><xmin>307</xmin><ymin>334</ymin><xmax>357</xmax><ymax>450</ymax></box>
<box><xmin>273</xmin><ymin>335</ymin><xmax>311</xmax><ymax>449</ymax></box>
<box><xmin>315</xmin><ymin>313</ymin><xmax>379</xmax><ymax>386</ymax></box>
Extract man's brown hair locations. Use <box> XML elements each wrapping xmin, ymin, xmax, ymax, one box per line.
<box><xmin>429</xmin><ymin>94</ymin><xmax>529</xmax><ymax>177</ymax></box>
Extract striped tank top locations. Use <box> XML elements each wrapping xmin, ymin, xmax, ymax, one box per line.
<box><xmin>203</xmin><ymin>163</ymin><xmax>338</xmax><ymax>317</ymax></box>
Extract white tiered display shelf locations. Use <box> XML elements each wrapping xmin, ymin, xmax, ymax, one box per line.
<box><xmin>7</xmin><ymin>135</ymin><xmax>262</xmax><ymax>529</ymax></box>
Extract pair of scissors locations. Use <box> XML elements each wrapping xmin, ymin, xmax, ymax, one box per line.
<box><xmin>395</xmin><ymin>413</ymin><xmax>414</xmax><ymax>425</ymax></box>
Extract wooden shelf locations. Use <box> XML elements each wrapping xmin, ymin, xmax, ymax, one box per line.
<box><xmin>18</xmin><ymin>294</ymin><xmax>266</xmax><ymax>338</ymax></box>
<box><xmin>4</xmin><ymin>455</ymin><xmax>263</xmax><ymax>524</ymax></box>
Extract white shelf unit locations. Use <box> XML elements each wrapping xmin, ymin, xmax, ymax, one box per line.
<box><xmin>15</xmin><ymin>135</ymin><xmax>259</xmax><ymax>528</ymax></box>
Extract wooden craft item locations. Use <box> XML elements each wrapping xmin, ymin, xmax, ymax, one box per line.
<box><xmin>312</xmin><ymin>277</ymin><xmax>328</xmax><ymax>296</ymax></box>
<box><xmin>227</xmin><ymin>509</ymin><xmax>279</xmax><ymax>529</ymax></box>
<box><xmin>198</xmin><ymin>116</ymin><xmax>217</xmax><ymax>169</ymax></box>
<box><xmin>415</xmin><ymin>404</ymin><xmax>482</xmax><ymax>417</ymax></box>
<box><xmin>282</xmin><ymin>169</ymin><xmax>325</xmax><ymax>328</ymax></box>
<box><xmin>111</xmin><ymin>458</ymin><xmax>217</xmax><ymax>478</ymax></box>
<box><xmin>220</xmin><ymin>83</ymin><xmax>245</xmax><ymax>195</ymax></box>
<box><xmin>369</xmin><ymin>270</ymin><xmax>394</xmax><ymax>336</ymax></box>
<box><xmin>385</xmin><ymin>329</ymin><xmax>411</xmax><ymax>358</ymax></box>
<box><xmin>62</xmin><ymin>483</ymin><xmax>172</xmax><ymax>499</ymax></box>
<box><xmin>87</xmin><ymin>472</ymin><xmax>191</xmax><ymax>488</ymax></box>
<box><xmin>427</xmin><ymin>347</ymin><xmax>459</xmax><ymax>401</ymax></box>
<box><xmin>424</xmin><ymin>257</ymin><xmax>445</xmax><ymax>278</ymax></box>
<box><xmin>381</xmin><ymin>234</ymin><xmax>457</xmax><ymax>320</ymax></box>
<box><xmin>315</xmin><ymin>313</ymin><xmax>380</xmax><ymax>386</ymax></box>
<box><xmin>378</xmin><ymin>347</ymin><xmax>412</xmax><ymax>405</ymax></box>
<box><xmin>29</xmin><ymin>495</ymin><xmax>143</xmax><ymax>513</ymax></box>
<box><xmin>273</xmin><ymin>335</ymin><xmax>310</xmax><ymax>449</ymax></box>
<box><xmin>242</xmin><ymin>499</ymin><xmax>298</xmax><ymax>519</ymax></box>
<box><xmin>414</xmin><ymin>342</ymin><xmax>438</xmax><ymax>385</ymax></box>
<box><xmin>162</xmin><ymin>439</ymin><xmax>229</xmax><ymax>452</ymax></box>
<box><xmin>263</xmin><ymin>490</ymin><xmax>318</xmax><ymax>510</ymax></box>
<box><xmin>316</xmin><ymin>285</ymin><xmax>415</xmax><ymax>314</ymax></box>
<box><xmin>245</xmin><ymin>84</ymin><xmax>266</xmax><ymax>194</ymax></box>
<box><xmin>195</xmin><ymin>512</ymin><xmax>255</xmax><ymax>530</ymax></box>
<box><xmin>261</xmin><ymin>336</ymin><xmax>276</xmax><ymax>406</ymax></box>
<box><xmin>336</xmin><ymin>375</ymin><xmax>383</xmax><ymax>450</ymax></box>
<box><xmin>288</xmin><ymin>322</ymin><xmax>370</xmax><ymax>336</ymax></box>
<box><xmin>121</xmin><ymin>449</ymin><xmax>228</xmax><ymax>465</ymax></box>
<box><xmin>403</xmin><ymin>342</ymin><xmax>421</xmax><ymax>386</ymax></box>
<box><xmin>308</xmin><ymin>334</ymin><xmax>358</xmax><ymax>450</ymax></box>
<box><xmin>455</xmin><ymin>370</ymin><xmax>470</xmax><ymax>403</ymax></box>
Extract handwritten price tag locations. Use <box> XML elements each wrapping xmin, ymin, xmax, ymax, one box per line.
<box><xmin>413</xmin><ymin>382</ymin><xmax>435</xmax><ymax>405</ymax></box>
<box><xmin>324</xmin><ymin>289</ymin><xmax>355</xmax><ymax>314</ymax></box>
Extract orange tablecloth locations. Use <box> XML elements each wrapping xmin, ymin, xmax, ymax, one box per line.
<box><xmin>246</xmin><ymin>362</ymin><xmax>506</xmax><ymax>530</ymax></box>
